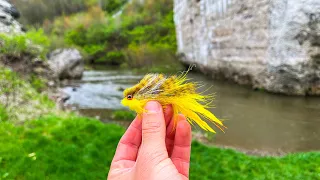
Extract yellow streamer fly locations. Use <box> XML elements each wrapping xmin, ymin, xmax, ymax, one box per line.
<box><xmin>121</xmin><ymin>70</ymin><xmax>225</xmax><ymax>133</ymax></box>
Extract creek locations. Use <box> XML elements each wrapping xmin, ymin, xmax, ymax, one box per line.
<box><xmin>63</xmin><ymin>68</ymin><xmax>320</xmax><ymax>154</ymax></box>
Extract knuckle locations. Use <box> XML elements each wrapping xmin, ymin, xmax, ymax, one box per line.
<box><xmin>142</xmin><ymin>121</ymin><xmax>161</xmax><ymax>134</ymax></box>
<box><xmin>140</xmin><ymin>149</ymin><xmax>167</xmax><ymax>164</ymax></box>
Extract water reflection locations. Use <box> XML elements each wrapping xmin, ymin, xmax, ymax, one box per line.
<box><xmin>63</xmin><ymin>69</ymin><xmax>320</xmax><ymax>154</ymax></box>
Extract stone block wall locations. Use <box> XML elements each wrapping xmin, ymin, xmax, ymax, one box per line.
<box><xmin>174</xmin><ymin>0</ymin><xmax>320</xmax><ymax>95</ymax></box>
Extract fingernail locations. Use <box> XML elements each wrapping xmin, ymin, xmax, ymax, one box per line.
<box><xmin>144</xmin><ymin>101</ymin><xmax>161</xmax><ymax>113</ymax></box>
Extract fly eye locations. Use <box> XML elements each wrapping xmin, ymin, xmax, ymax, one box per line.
<box><xmin>127</xmin><ymin>95</ymin><xmax>133</xmax><ymax>100</ymax></box>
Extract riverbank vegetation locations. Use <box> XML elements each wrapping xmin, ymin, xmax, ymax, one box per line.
<box><xmin>0</xmin><ymin>67</ymin><xmax>59</xmax><ymax>123</ymax></box>
<box><xmin>0</xmin><ymin>30</ymin><xmax>54</xmax><ymax>93</ymax></box>
<box><xmin>0</xmin><ymin>29</ymin><xmax>50</xmax><ymax>59</ymax></box>
<box><xmin>12</xmin><ymin>0</ymin><xmax>127</xmax><ymax>25</ymax></box>
<box><xmin>12</xmin><ymin>0</ymin><xmax>182</xmax><ymax>72</ymax></box>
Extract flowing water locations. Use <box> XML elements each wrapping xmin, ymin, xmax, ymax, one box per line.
<box><xmin>62</xmin><ymin>68</ymin><xmax>320</xmax><ymax>154</ymax></box>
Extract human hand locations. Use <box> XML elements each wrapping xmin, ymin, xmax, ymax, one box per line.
<box><xmin>108</xmin><ymin>101</ymin><xmax>192</xmax><ymax>180</ymax></box>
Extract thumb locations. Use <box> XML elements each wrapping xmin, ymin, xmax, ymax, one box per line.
<box><xmin>141</xmin><ymin>101</ymin><xmax>166</xmax><ymax>152</ymax></box>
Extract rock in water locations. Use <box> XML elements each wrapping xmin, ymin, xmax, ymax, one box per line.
<box><xmin>174</xmin><ymin>0</ymin><xmax>320</xmax><ymax>95</ymax></box>
<box><xmin>0</xmin><ymin>0</ymin><xmax>23</xmax><ymax>34</ymax></box>
<box><xmin>48</xmin><ymin>49</ymin><xmax>84</xmax><ymax>80</ymax></box>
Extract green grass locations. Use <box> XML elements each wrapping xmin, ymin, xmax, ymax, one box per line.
<box><xmin>0</xmin><ymin>29</ymin><xmax>50</xmax><ymax>59</ymax></box>
<box><xmin>0</xmin><ymin>115</ymin><xmax>124</xmax><ymax>179</ymax></box>
<box><xmin>0</xmin><ymin>115</ymin><xmax>319</xmax><ymax>180</ymax></box>
<box><xmin>190</xmin><ymin>141</ymin><xmax>320</xmax><ymax>180</ymax></box>
<box><xmin>111</xmin><ymin>110</ymin><xmax>136</xmax><ymax>121</ymax></box>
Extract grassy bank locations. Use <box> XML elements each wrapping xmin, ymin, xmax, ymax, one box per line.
<box><xmin>0</xmin><ymin>115</ymin><xmax>122</xmax><ymax>179</ymax></box>
<box><xmin>0</xmin><ymin>31</ymin><xmax>62</xmax><ymax>123</ymax></box>
<box><xmin>0</xmin><ymin>67</ymin><xmax>60</xmax><ymax>123</ymax></box>
<box><xmin>0</xmin><ymin>115</ymin><xmax>319</xmax><ymax>179</ymax></box>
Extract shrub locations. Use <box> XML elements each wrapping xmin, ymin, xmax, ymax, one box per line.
<box><xmin>43</xmin><ymin>0</ymin><xmax>180</xmax><ymax>70</ymax></box>
<box><xmin>124</xmin><ymin>43</ymin><xmax>158</xmax><ymax>67</ymax></box>
<box><xmin>100</xmin><ymin>0</ymin><xmax>127</xmax><ymax>14</ymax></box>
<box><xmin>96</xmin><ymin>50</ymin><xmax>126</xmax><ymax>65</ymax></box>
<box><xmin>25</xmin><ymin>29</ymin><xmax>50</xmax><ymax>49</ymax></box>
<box><xmin>12</xmin><ymin>0</ymin><xmax>127</xmax><ymax>25</ymax></box>
<box><xmin>124</xmin><ymin>43</ymin><xmax>182</xmax><ymax>73</ymax></box>
<box><xmin>0</xmin><ymin>34</ymin><xmax>27</xmax><ymax>56</ymax></box>
<box><xmin>12</xmin><ymin>0</ymin><xmax>88</xmax><ymax>25</ymax></box>
<box><xmin>0</xmin><ymin>29</ymin><xmax>50</xmax><ymax>59</ymax></box>
<box><xmin>0</xmin><ymin>104</ymin><xmax>9</xmax><ymax>122</ymax></box>
<box><xmin>30</xmin><ymin>74</ymin><xmax>47</xmax><ymax>92</ymax></box>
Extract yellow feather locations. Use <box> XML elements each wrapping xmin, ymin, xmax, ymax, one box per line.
<box><xmin>121</xmin><ymin>69</ymin><xmax>226</xmax><ymax>133</ymax></box>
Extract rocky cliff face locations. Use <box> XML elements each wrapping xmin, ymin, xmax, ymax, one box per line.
<box><xmin>174</xmin><ymin>0</ymin><xmax>320</xmax><ymax>95</ymax></box>
<box><xmin>0</xmin><ymin>0</ymin><xmax>23</xmax><ymax>34</ymax></box>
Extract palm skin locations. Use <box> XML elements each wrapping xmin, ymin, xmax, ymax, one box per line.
<box><xmin>108</xmin><ymin>101</ymin><xmax>192</xmax><ymax>180</ymax></box>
